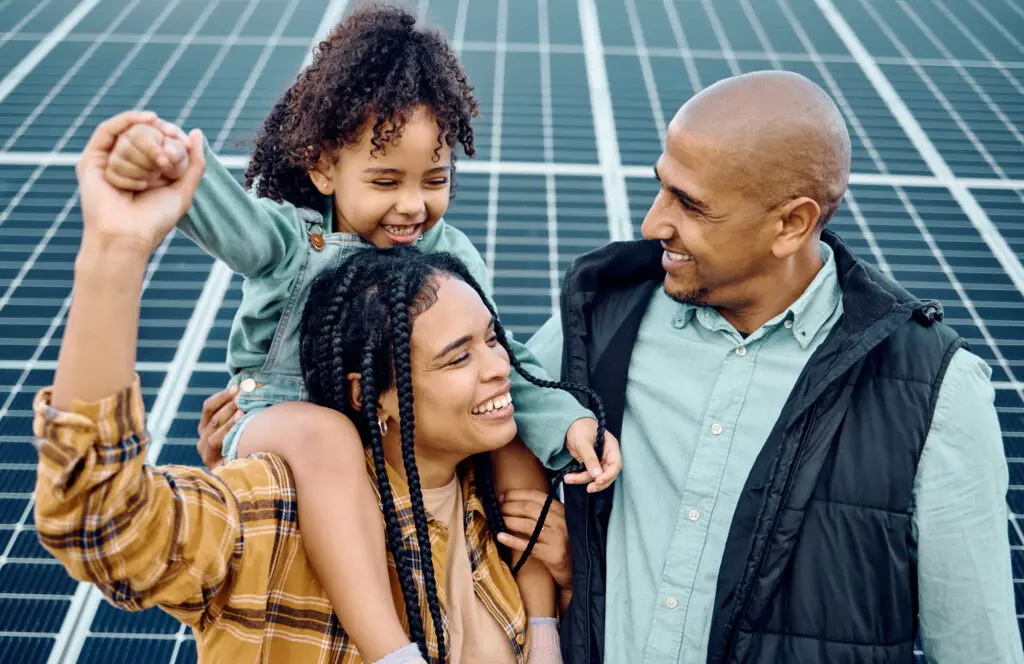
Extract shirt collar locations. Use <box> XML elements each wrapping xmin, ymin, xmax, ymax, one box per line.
<box><xmin>364</xmin><ymin>449</ymin><xmax>487</xmax><ymax>542</ymax></box>
<box><xmin>671</xmin><ymin>241</ymin><xmax>842</xmax><ymax>349</ymax></box>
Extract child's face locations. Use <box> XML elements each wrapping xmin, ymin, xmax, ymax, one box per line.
<box><xmin>310</xmin><ymin>106</ymin><xmax>452</xmax><ymax>247</ymax></box>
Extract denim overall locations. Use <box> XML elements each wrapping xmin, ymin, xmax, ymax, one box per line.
<box><xmin>221</xmin><ymin>208</ymin><xmax>374</xmax><ymax>460</ymax></box>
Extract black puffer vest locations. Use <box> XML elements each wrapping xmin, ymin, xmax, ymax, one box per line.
<box><xmin>556</xmin><ymin>231</ymin><xmax>963</xmax><ymax>663</ymax></box>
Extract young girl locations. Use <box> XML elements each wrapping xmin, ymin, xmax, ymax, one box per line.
<box><xmin>103</xmin><ymin>5</ymin><xmax>621</xmax><ymax>663</ymax></box>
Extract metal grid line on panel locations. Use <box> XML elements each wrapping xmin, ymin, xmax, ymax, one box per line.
<box><xmin>1</xmin><ymin>0</ymin><xmax>1023</xmax><ymax>661</ymax></box>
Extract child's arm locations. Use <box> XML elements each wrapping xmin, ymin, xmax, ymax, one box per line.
<box><xmin>105</xmin><ymin>121</ymin><xmax>307</xmax><ymax>280</ymax></box>
<box><xmin>428</xmin><ymin>223</ymin><xmax>621</xmax><ymax>481</ymax></box>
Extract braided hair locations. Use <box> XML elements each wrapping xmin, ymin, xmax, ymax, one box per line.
<box><xmin>298</xmin><ymin>246</ymin><xmax>606</xmax><ymax>661</ymax></box>
<box><xmin>244</xmin><ymin>3</ymin><xmax>478</xmax><ymax>210</ymax></box>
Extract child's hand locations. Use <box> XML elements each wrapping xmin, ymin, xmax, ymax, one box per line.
<box><xmin>197</xmin><ymin>385</ymin><xmax>241</xmax><ymax>469</ymax></box>
<box><xmin>563</xmin><ymin>418</ymin><xmax>621</xmax><ymax>493</ymax></box>
<box><xmin>104</xmin><ymin>118</ymin><xmax>191</xmax><ymax>192</ymax></box>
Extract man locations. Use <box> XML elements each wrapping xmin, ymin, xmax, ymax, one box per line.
<box><xmin>528</xmin><ymin>71</ymin><xmax>1023</xmax><ymax>663</ymax></box>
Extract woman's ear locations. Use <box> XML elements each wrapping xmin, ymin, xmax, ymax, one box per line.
<box><xmin>346</xmin><ymin>372</ymin><xmax>362</xmax><ymax>412</ymax></box>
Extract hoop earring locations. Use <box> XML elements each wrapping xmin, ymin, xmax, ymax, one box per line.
<box><xmin>377</xmin><ymin>417</ymin><xmax>388</xmax><ymax>437</ymax></box>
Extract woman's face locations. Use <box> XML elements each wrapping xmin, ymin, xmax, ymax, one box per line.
<box><xmin>379</xmin><ymin>275</ymin><xmax>517</xmax><ymax>465</ymax></box>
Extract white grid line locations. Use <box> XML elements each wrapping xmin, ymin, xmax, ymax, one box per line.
<box><xmin>579</xmin><ymin>0</ymin><xmax>631</xmax><ymax>241</ymax></box>
<box><xmin>700</xmin><ymin>0</ymin><xmax>740</xmax><ymax>74</ymax></box>
<box><xmin>0</xmin><ymin>0</ymin><xmax>144</xmax><ymax>227</ymax></box>
<box><xmin>774</xmin><ymin>0</ymin><xmax>892</xmax><ymax>273</ymax></box>
<box><xmin>816</xmin><ymin>0</ymin><xmax>1024</xmax><ymax>303</ymax></box>
<box><xmin>0</xmin><ymin>0</ymin><xmax>183</xmax><ymax>316</ymax></box>
<box><xmin>857</xmin><ymin>0</ymin><xmax>1007</xmax><ymax>180</ymax></box>
<box><xmin>45</xmin><ymin>0</ymin><xmax>298</xmax><ymax>659</ymax></box>
<box><xmin>1002</xmin><ymin>0</ymin><xmax>1024</xmax><ymax>22</ymax></box>
<box><xmin>896</xmin><ymin>0</ymin><xmax>1024</xmax><ymax>153</ymax></box>
<box><xmin>0</xmin><ymin>0</ymin><xmax>1022</xmax><ymax>653</ymax></box>
<box><xmin>662</xmin><ymin>0</ymin><xmax>702</xmax><ymax>92</ymax></box>
<box><xmin>968</xmin><ymin>0</ymin><xmax>1024</xmax><ymax>58</ymax></box>
<box><xmin>0</xmin><ymin>0</ymin><xmax>101</xmax><ymax>107</ymax></box>
<box><xmin>538</xmin><ymin>0</ymin><xmax>561</xmax><ymax>311</ymax></box>
<box><xmin>0</xmin><ymin>0</ymin><xmax>53</xmax><ymax>52</ymax></box>
<box><xmin>623</xmin><ymin>0</ymin><xmax>668</xmax><ymax>145</ymax></box>
<box><xmin>934</xmin><ymin>0</ymin><xmax>1024</xmax><ymax>97</ymax></box>
<box><xmin>2</xmin><ymin>151</ymin><xmax>1024</xmax><ymax>191</ymax></box>
<box><xmin>4</xmin><ymin>30</ymin><xmax>1024</xmax><ymax>70</ymax></box>
<box><xmin>483</xmin><ymin>0</ymin><xmax>509</xmax><ymax>284</ymax></box>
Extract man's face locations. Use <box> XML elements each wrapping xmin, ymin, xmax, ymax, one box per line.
<box><xmin>640</xmin><ymin>118</ymin><xmax>779</xmax><ymax>310</ymax></box>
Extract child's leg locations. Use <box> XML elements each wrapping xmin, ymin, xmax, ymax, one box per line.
<box><xmin>491</xmin><ymin>439</ymin><xmax>557</xmax><ymax>619</ymax></box>
<box><xmin>235</xmin><ymin>401</ymin><xmax>413</xmax><ymax>661</ymax></box>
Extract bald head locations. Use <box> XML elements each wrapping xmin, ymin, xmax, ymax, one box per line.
<box><xmin>672</xmin><ymin>71</ymin><xmax>851</xmax><ymax>226</ymax></box>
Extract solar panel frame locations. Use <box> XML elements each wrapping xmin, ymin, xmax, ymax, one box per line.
<box><xmin>0</xmin><ymin>0</ymin><xmax>1021</xmax><ymax>661</ymax></box>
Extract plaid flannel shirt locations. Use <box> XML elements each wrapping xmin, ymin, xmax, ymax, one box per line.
<box><xmin>33</xmin><ymin>375</ymin><xmax>528</xmax><ymax>663</ymax></box>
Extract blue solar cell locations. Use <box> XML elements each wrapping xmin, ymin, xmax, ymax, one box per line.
<box><xmin>78</xmin><ymin>637</ymin><xmax>176</xmax><ymax>664</ymax></box>
<box><xmin>1</xmin><ymin>0</ymin><xmax>1023</xmax><ymax>658</ymax></box>
<box><xmin>0</xmin><ymin>562</ymin><xmax>77</xmax><ymax>595</ymax></box>
<box><xmin>0</xmin><ymin>636</ymin><xmax>53</xmax><ymax>664</ymax></box>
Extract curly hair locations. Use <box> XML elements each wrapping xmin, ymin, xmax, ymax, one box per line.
<box><xmin>298</xmin><ymin>247</ymin><xmax>607</xmax><ymax>661</ymax></box>
<box><xmin>244</xmin><ymin>2</ymin><xmax>479</xmax><ymax>210</ymax></box>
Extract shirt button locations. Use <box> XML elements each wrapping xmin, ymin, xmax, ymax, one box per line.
<box><xmin>240</xmin><ymin>378</ymin><xmax>257</xmax><ymax>393</ymax></box>
<box><xmin>711</xmin><ymin>423</ymin><xmax>723</xmax><ymax>436</ymax></box>
<box><xmin>784</xmin><ymin>320</ymin><xmax>794</xmax><ymax>329</ymax></box>
<box><xmin>688</xmin><ymin>509</ymin><xmax>701</xmax><ymax>522</ymax></box>
<box><xmin>472</xmin><ymin>570</ymin><xmax>483</xmax><ymax>582</ymax></box>
<box><xmin>515</xmin><ymin>632</ymin><xmax>525</xmax><ymax>645</ymax></box>
<box><xmin>666</xmin><ymin>596</ymin><xmax>679</xmax><ymax>609</ymax></box>
<box><xmin>734</xmin><ymin>346</ymin><xmax>747</xmax><ymax>356</ymax></box>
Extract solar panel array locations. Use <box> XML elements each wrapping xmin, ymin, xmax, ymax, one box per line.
<box><xmin>0</xmin><ymin>0</ymin><xmax>1021</xmax><ymax>662</ymax></box>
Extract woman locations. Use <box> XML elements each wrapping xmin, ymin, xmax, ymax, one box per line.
<box><xmin>33</xmin><ymin>113</ymin><xmax>592</xmax><ymax>663</ymax></box>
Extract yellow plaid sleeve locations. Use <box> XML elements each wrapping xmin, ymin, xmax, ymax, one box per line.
<box><xmin>32</xmin><ymin>376</ymin><xmax>263</xmax><ymax>626</ymax></box>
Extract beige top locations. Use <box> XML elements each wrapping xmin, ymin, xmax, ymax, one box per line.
<box><xmin>422</xmin><ymin>477</ymin><xmax>518</xmax><ymax>664</ymax></box>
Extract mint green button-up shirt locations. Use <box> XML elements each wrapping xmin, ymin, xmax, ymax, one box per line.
<box><xmin>528</xmin><ymin>242</ymin><xmax>1022</xmax><ymax>663</ymax></box>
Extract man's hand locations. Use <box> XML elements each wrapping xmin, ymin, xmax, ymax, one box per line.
<box><xmin>563</xmin><ymin>418</ymin><xmax>622</xmax><ymax>493</ymax></box>
<box><xmin>197</xmin><ymin>385</ymin><xmax>242</xmax><ymax>469</ymax></box>
<box><xmin>497</xmin><ymin>489</ymin><xmax>572</xmax><ymax>590</ymax></box>
<box><xmin>105</xmin><ymin>119</ymin><xmax>191</xmax><ymax>191</ymax></box>
<box><xmin>78</xmin><ymin>111</ymin><xmax>205</xmax><ymax>256</ymax></box>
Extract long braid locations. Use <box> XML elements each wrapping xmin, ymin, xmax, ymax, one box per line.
<box><xmin>390</xmin><ymin>274</ymin><xmax>448</xmax><ymax>662</ymax></box>
<box><xmin>472</xmin><ymin>453</ymin><xmax>510</xmax><ymax>563</ymax></box>
<box><xmin>360</xmin><ymin>340</ymin><xmax>428</xmax><ymax>656</ymax></box>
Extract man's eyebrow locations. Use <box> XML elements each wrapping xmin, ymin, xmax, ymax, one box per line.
<box><xmin>654</xmin><ymin>165</ymin><xmax>710</xmax><ymax>213</ymax></box>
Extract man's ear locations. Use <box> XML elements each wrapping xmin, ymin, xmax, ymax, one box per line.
<box><xmin>772</xmin><ymin>196</ymin><xmax>821</xmax><ymax>259</ymax></box>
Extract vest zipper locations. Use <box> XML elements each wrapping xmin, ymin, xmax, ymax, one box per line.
<box><xmin>719</xmin><ymin>402</ymin><xmax>819</xmax><ymax>663</ymax></box>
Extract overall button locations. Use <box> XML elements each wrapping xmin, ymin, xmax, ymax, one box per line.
<box><xmin>240</xmin><ymin>378</ymin><xmax>257</xmax><ymax>393</ymax></box>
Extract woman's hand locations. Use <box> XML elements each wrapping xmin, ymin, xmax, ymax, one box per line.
<box><xmin>77</xmin><ymin>111</ymin><xmax>204</xmax><ymax>257</ymax></box>
<box><xmin>497</xmin><ymin>489</ymin><xmax>572</xmax><ymax>590</ymax></box>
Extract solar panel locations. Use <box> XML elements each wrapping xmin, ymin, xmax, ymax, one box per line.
<box><xmin>0</xmin><ymin>0</ymin><xmax>1021</xmax><ymax>661</ymax></box>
